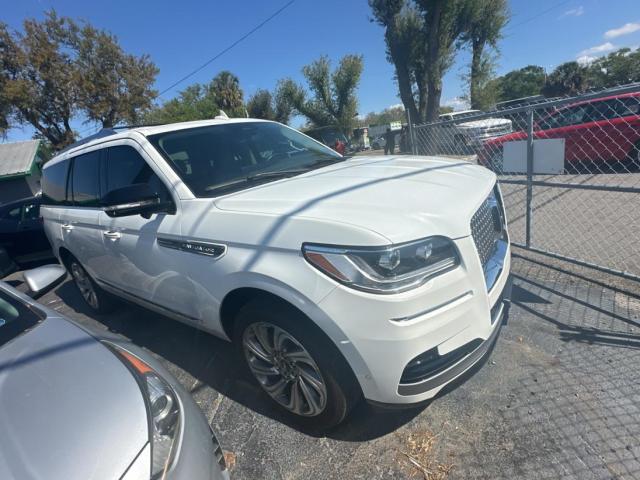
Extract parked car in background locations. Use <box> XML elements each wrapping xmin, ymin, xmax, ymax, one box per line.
<box><xmin>437</xmin><ymin>110</ymin><xmax>512</xmax><ymax>154</ymax></box>
<box><xmin>479</xmin><ymin>92</ymin><xmax>640</xmax><ymax>171</ymax></box>
<box><xmin>0</xmin><ymin>265</ymin><xmax>229</xmax><ymax>480</ymax></box>
<box><xmin>0</xmin><ymin>196</ymin><xmax>53</xmax><ymax>265</ymax></box>
<box><xmin>370</xmin><ymin>135</ymin><xmax>386</xmax><ymax>150</ymax></box>
<box><xmin>41</xmin><ymin>118</ymin><xmax>511</xmax><ymax>429</ymax></box>
<box><xmin>304</xmin><ymin>126</ymin><xmax>351</xmax><ymax>154</ymax></box>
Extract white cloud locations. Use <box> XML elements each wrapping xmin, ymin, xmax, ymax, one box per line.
<box><xmin>443</xmin><ymin>97</ymin><xmax>470</xmax><ymax>112</ymax></box>
<box><xmin>577</xmin><ymin>42</ymin><xmax>617</xmax><ymax>57</ymax></box>
<box><xmin>605</xmin><ymin>22</ymin><xmax>640</xmax><ymax>39</ymax></box>
<box><xmin>387</xmin><ymin>103</ymin><xmax>405</xmax><ymax>110</ymax></box>
<box><xmin>576</xmin><ymin>55</ymin><xmax>596</xmax><ymax>65</ymax></box>
<box><xmin>560</xmin><ymin>6</ymin><xmax>584</xmax><ymax>18</ymax></box>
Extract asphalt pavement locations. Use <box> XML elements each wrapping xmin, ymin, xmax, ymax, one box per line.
<box><xmin>5</xmin><ymin>248</ymin><xmax>640</xmax><ymax>479</ymax></box>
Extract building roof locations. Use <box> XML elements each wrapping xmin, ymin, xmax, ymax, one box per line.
<box><xmin>0</xmin><ymin>140</ymin><xmax>41</xmax><ymax>179</ymax></box>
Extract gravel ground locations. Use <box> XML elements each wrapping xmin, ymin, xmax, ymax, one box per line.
<box><xmin>5</xmin><ymin>248</ymin><xmax>640</xmax><ymax>479</ymax></box>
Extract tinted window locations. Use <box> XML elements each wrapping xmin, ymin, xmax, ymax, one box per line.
<box><xmin>41</xmin><ymin>159</ymin><xmax>70</xmax><ymax>205</ymax></box>
<box><xmin>543</xmin><ymin>105</ymin><xmax>588</xmax><ymax>129</ymax></box>
<box><xmin>71</xmin><ymin>150</ymin><xmax>101</xmax><ymax>206</ymax></box>
<box><xmin>610</xmin><ymin>97</ymin><xmax>640</xmax><ymax>117</ymax></box>
<box><xmin>104</xmin><ymin>146</ymin><xmax>171</xmax><ymax>202</ymax></box>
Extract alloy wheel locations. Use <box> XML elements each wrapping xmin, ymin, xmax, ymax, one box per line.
<box><xmin>242</xmin><ymin>322</ymin><xmax>327</xmax><ymax>417</ymax></box>
<box><xmin>70</xmin><ymin>262</ymin><xmax>99</xmax><ymax>309</ymax></box>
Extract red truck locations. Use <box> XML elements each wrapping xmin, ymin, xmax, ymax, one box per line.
<box><xmin>478</xmin><ymin>92</ymin><xmax>640</xmax><ymax>171</ymax></box>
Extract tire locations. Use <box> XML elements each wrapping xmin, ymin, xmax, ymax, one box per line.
<box><xmin>234</xmin><ymin>297</ymin><xmax>361</xmax><ymax>430</ymax></box>
<box><xmin>68</xmin><ymin>258</ymin><xmax>116</xmax><ymax>314</ymax></box>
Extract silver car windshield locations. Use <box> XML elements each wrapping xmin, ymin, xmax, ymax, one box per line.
<box><xmin>148</xmin><ymin>122</ymin><xmax>343</xmax><ymax>197</ymax></box>
<box><xmin>0</xmin><ymin>289</ymin><xmax>41</xmax><ymax>347</ymax></box>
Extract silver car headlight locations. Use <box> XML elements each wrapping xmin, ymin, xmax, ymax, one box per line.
<box><xmin>110</xmin><ymin>346</ymin><xmax>181</xmax><ymax>479</ymax></box>
<box><xmin>302</xmin><ymin>236</ymin><xmax>460</xmax><ymax>294</ymax></box>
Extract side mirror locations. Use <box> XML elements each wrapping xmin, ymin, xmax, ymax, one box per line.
<box><xmin>23</xmin><ymin>264</ymin><xmax>67</xmax><ymax>299</ymax></box>
<box><xmin>102</xmin><ymin>183</ymin><xmax>173</xmax><ymax>218</ymax></box>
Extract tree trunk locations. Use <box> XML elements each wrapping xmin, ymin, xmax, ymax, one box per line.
<box><xmin>417</xmin><ymin>80</ymin><xmax>428</xmax><ymax>122</ymax></box>
<box><xmin>395</xmin><ymin>59</ymin><xmax>420</xmax><ymax>124</ymax></box>
<box><xmin>388</xmin><ymin>37</ymin><xmax>419</xmax><ymax>125</ymax></box>
<box><xmin>425</xmin><ymin>0</ymin><xmax>443</xmax><ymax>122</ymax></box>
<box><xmin>425</xmin><ymin>81</ymin><xmax>442</xmax><ymax>122</ymax></box>
<box><xmin>469</xmin><ymin>39</ymin><xmax>483</xmax><ymax>110</ymax></box>
<box><xmin>424</xmin><ymin>0</ymin><xmax>443</xmax><ymax>122</ymax></box>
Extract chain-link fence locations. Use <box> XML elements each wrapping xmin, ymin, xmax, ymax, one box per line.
<box><xmin>411</xmin><ymin>84</ymin><xmax>640</xmax><ymax>281</ymax></box>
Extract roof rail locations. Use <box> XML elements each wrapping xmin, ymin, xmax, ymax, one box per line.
<box><xmin>57</xmin><ymin>128</ymin><xmax>119</xmax><ymax>155</ymax></box>
<box><xmin>110</xmin><ymin>123</ymin><xmax>167</xmax><ymax>130</ymax></box>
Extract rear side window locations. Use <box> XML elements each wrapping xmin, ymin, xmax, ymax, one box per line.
<box><xmin>103</xmin><ymin>146</ymin><xmax>171</xmax><ymax>202</ymax></box>
<box><xmin>41</xmin><ymin>159</ymin><xmax>70</xmax><ymax>206</ymax></box>
<box><xmin>70</xmin><ymin>150</ymin><xmax>101</xmax><ymax>206</ymax></box>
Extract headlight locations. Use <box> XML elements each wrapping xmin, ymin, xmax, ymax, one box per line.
<box><xmin>110</xmin><ymin>346</ymin><xmax>181</xmax><ymax>479</ymax></box>
<box><xmin>302</xmin><ymin>236</ymin><xmax>459</xmax><ymax>294</ymax></box>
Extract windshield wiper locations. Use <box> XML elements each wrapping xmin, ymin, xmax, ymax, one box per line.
<box><xmin>204</xmin><ymin>169</ymin><xmax>309</xmax><ymax>194</ymax></box>
<box><xmin>204</xmin><ymin>159</ymin><xmax>346</xmax><ymax>195</ymax></box>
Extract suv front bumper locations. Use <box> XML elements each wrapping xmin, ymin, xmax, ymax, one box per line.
<box><xmin>317</xmin><ymin>236</ymin><xmax>511</xmax><ymax>405</ymax></box>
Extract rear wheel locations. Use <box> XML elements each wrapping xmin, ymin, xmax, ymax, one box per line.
<box><xmin>69</xmin><ymin>259</ymin><xmax>115</xmax><ymax>314</ymax></box>
<box><xmin>235</xmin><ymin>297</ymin><xmax>361</xmax><ymax>430</ymax></box>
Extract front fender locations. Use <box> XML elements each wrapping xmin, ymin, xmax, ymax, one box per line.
<box><xmin>219</xmin><ymin>271</ymin><xmax>373</xmax><ymax>389</ymax></box>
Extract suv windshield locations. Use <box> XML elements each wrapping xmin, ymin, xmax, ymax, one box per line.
<box><xmin>148</xmin><ymin>122</ymin><xmax>343</xmax><ymax>197</ymax></box>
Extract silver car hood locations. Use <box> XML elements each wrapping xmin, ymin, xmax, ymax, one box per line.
<box><xmin>0</xmin><ymin>316</ymin><xmax>149</xmax><ymax>480</ymax></box>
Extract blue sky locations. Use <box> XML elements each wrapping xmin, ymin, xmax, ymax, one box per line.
<box><xmin>3</xmin><ymin>0</ymin><xmax>640</xmax><ymax>141</ymax></box>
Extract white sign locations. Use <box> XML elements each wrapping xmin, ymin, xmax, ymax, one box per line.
<box><xmin>503</xmin><ymin>138</ymin><xmax>565</xmax><ymax>174</ymax></box>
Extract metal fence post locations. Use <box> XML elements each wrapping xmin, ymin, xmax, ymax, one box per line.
<box><xmin>525</xmin><ymin>108</ymin><xmax>534</xmax><ymax>248</ymax></box>
<box><xmin>406</xmin><ymin>108</ymin><xmax>417</xmax><ymax>155</ymax></box>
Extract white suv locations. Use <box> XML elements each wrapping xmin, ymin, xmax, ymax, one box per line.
<box><xmin>41</xmin><ymin>119</ymin><xmax>511</xmax><ymax>428</ymax></box>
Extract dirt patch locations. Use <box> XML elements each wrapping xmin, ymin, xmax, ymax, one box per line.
<box><xmin>397</xmin><ymin>430</ymin><xmax>454</xmax><ymax>480</ymax></box>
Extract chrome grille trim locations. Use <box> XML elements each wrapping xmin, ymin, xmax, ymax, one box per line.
<box><xmin>471</xmin><ymin>186</ymin><xmax>507</xmax><ymax>290</ymax></box>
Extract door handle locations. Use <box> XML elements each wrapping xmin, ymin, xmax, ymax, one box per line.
<box><xmin>61</xmin><ymin>223</ymin><xmax>74</xmax><ymax>232</ymax></box>
<box><xmin>103</xmin><ymin>230</ymin><xmax>121</xmax><ymax>240</ymax></box>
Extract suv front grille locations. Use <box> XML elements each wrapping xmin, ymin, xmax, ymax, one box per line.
<box><xmin>471</xmin><ymin>186</ymin><xmax>506</xmax><ymax>286</ymax></box>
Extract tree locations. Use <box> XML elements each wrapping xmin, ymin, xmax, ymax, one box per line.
<box><xmin>369</xmin><ymin>1</ymin><xmax>426</xmax><ymax>122</ymax></box>
<box><xmin>281</xmin><ymin>54</ymin><xmax>364</xmax><ymax>133</ymax></box>
<box><xmin>247</xmin><ymin>89</ymin><xmax>274</xmax><ymax>120</ymax></box>
<box><xmin>246</xmin><ymin>83</ymin><xmax>294</xmax><ymax>124</ymax></box>
<box><xmin>144</xmin><ymin>83</ymin><xmax>219</xmax><ymax>124</ymax></box>
<box><xmin>0</xmin><ymin>12</ymin><xmax>78</xmax><ymax>149</ymax></box>
<box><xmin>210</xmin><ymin>71</ymin><xmax>245</xmax><ymax>117</ymax></box>
<box><xmin>74</xmin><ymin>24</ymin><xmax>158</xmax><ymax>127</ymax></box>
<box><xmin>0</xmin><ymin>10</ymin><xmax>158</xmax><ymax>149</ymax></box>
<box><xmin>371</xmin><ymin>0</ymin><xmax>502</xmax><ymax>122</ymax></box>
<box><xmin>587</xmin><ymin>48</ymin><xmax>640</xmax><ymax>89</ymax></box>
<box><xmin>463</xmin><ymin>51</ymin><xmax>500</xmax><ymax>110</ymax></box>
<box><xmin>459</xmin><ymin>0</ymin><xmax>508</xmax><ymax>109</ymax></box>
<box><xmin>145</xmin><ymin>71</ymin><xmax>246</xmax><ymax>124</ymax></box>
<box><xmin>496</xmin><ymin>65</ymin><xmax>546</xmax><ymax>101</ymax></box>
<box><xmin>359</xmin><ymin>105</ymin><xmax>406</xmax><ymax>127</ymax></box>
<box><xmin>542</xmin><ymin>61</ymin><xmax>590</xmax><ymax>97</ymax></box>
<box><xmin>417</xmin><ymin>0</ymin><xmax>474</xmax><ymax>121</ymax></box>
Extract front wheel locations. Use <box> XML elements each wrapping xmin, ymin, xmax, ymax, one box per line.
<box><xmin>69</xmin><ymin>259</ymin><xmax>115</xmax><ymax>314</ymax></box>
<box><xmin>234</xmin><ymin>298</ymin><xmax>361</xmax><ymax>430</ymax></box>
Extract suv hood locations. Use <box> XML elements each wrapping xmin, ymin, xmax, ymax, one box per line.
<box><xmin>214</xmin><ymin>156</ymin><xmax>496</xmax><ymax>243</ymax></box>
<box><xmin>0</xmin><ymin>316</ymin><xmax>148</xmax><ymax>480</ymax></box>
